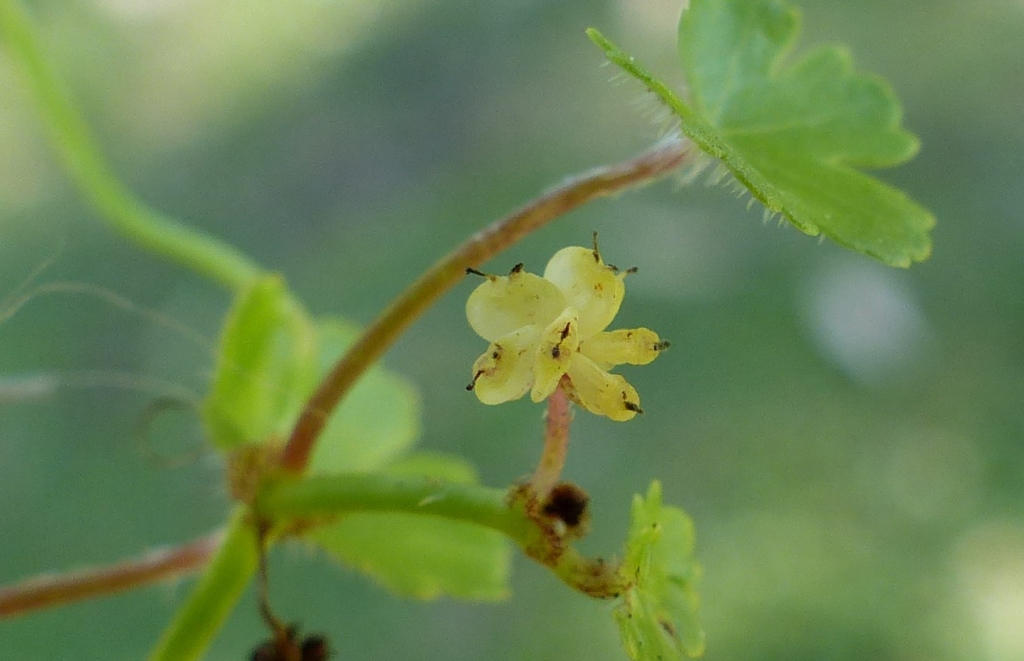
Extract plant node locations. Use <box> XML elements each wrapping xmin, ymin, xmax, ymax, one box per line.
<box><xmin>540</xmin><ymin>482</ymin><xmax>591</xmax><ymax>539</ymax></box>
<box><xmin>227</xmin><ymin>443</ymin><xmax>284</xmax><ymax>504</ymax></box>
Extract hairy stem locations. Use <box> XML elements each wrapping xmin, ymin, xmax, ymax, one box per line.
<box><xmin>0</xmin><ymin>0</ymin><xmax>262</xmax><ymax>291</ymax></box>
<box><xmin>255</xmin><ymin>472</ymin><xmax>625</xmax><ymax>598</ymax></box>
<box><xmin>281</xmin><ymin>137</ymin><xmax>693</xmax><ymax>473</ymax></box>
<box><xmin>2</xmin><ymin>471</ymin><xmax>625</xmax><ymax>655</ymax></box>
<box><xmin>256</xmin><ymin>473</ymin><xmax>524</xmax><ymax>537</ymax></box>
<box><xmin>530</xmin><ymin>384</ymin><xmax>573</xmax><ymax>499</ymax></box>
<box><xmin>0</xmin><ymin>533</ymin><xmax>220</xmax><ymax>620</ymax></box>
<box><xmin>148</xmin><ymin>508</ymin><xmax>258</xmax><ymax>661</ymax></box>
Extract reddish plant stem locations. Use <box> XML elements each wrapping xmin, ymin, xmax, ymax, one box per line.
<box><xmin>0</xmin><ymin>532</ymin><xmax>221</xmax><ymax>619</ymax></box>
<box><xmin>530</xmin><ymin>383</ymin><xmax>573</xmax><ymax>499</ymax></box>
<box><xmin>280</xmin><ymin>137</ymin><xmax>694</xmax><ymax>473</ymax></box>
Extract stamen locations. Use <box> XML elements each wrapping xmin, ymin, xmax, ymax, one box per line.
<box><xmin>622</xmin><ymin>391</ymin><xmax>644</xmax><ymax>414</ymax></box>
<box><xmin>509</xmin><ymin>263</ymin><xmax>524</xmax><ymax>275</ymax></box>
<box><xmin>465</xmin><ymin>267</ymin><xmax>489</xmax><ymax>278</ymax></box>
<box><xmin>591</xmin><ymin>230</ymin><xmax>601</xmax><ymax>261</ymax></box>
<box><xmin>466</xmin><ymin>370</ymin><xmax>484</xmax><ymax>391</ymax></box>
<box><xmin>551</xmin><ymin>322</ymin><xmax>572</xmax><ymax>359</ymax></box>
<box><xmin>653</xmin><ymin>340</ymin><xmax>671</xmax><ymax>351</ymax></box>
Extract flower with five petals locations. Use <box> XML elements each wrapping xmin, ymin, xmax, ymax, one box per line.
<box><xmin>466</xmin><ymin>244</ymin><xmax>668</xmax><ymax>421</ymax></box>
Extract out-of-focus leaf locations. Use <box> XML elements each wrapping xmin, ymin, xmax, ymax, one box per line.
<box><xmin>307</xmin><ymin>319</ymin><xmax>420</xmax><ymax>473</ymax></box>
<box><xmin>203</xmin><ymin>283</ymin><xmax>421</xmax><ymax>470</ymax></box>
<box><xmin>309</xmin><ymin>453</ymin><xmax>511</xmax><ymax>601</ymax></box>
<box><xmin>588</xmin><ymin>0</ymin><xmax>935</xmax><ymax>267</ymax></box>
<box><xmin>203</xmin><ymin>274</ymin><xmax>317</xmax><ymax>450</ymax></box>
<box><xmin>615</xmin><ymin>481</ymin><xmax>705</xmax><ymax>660</ymax></box>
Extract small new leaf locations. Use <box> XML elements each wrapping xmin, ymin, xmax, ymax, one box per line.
<box><xmin>204</xmin><ymin>281</ymin><xmax>420</xmax><ymax>469</ymax></box>
<box><xmin>309</xmin><ymin>453</ymin><xmax>511</xmax><ymax>601</ymax></box>
<box><xmin>615</xmin><ymin>481</ymin><xmax>705</xmax><ymax>660</ymax></box>
<box><xmin>203</xmin><ymin>275</ymin><xmax>317</xmax><ymax>450</ymax></box>
<box><xmin>588</xmin><ymin>0</ymin><xmax>935</xmax><ymax>267</ymax></box>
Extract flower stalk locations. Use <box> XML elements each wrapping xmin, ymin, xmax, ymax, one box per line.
<box><xmin>530</xmin><ymin>383</ymin><xmax>574</xmax><ymax>500</ymax></box>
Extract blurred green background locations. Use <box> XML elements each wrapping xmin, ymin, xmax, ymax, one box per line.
<box><xmin>1</xmin><ymin>0</ymin><xmax>1022</xmax><ymax>659</ymax></box>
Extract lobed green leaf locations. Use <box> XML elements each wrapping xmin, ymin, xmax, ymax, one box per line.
<box><xmin>588</xmin><ymin>0</ymin><xmax>935</xmax><ymax>267</ymax></box>
<box><xmin>308</xmin><ymin>453</ymin><xmax>511</xmax><ymax>601</ymax></box>
<box><xmin>615</xmin><ymin>481</ymin><xmax>705</xmax><ymax>660</ymax></box>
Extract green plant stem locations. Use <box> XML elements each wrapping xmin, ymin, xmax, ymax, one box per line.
<box><xmin>0</xmin><ymin>0</ymin><xmax>262</xmax><ymax>291</ymax></box>
<box><xmin>255</xmin><ymin>472</ymin><xmax>625</xmax><ymax>598</ymax></box>
<box><xmin>0</xmin><ymin>533</ymin><xmax>219</xmax><ymax>620</ymax></box>
<box><xmin>257</xmin><ymin>473</ymin><xmax>524</xmax><ymax>537</ymax></box>
<box><xmin>147</xmin><ymin>508</ymin><xmax>258</xmax><ymax>661</ymax></box>
<box><xmin>281</xmin><ymin>137</ymin><xmax>694</xmax><ymax>473</ymax></box>
<box><xmin>1</xmin><ymin>470</ymin><xmax>622</xmax><ymax>629</ymax></box>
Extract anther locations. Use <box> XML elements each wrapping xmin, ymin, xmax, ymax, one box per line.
<box><xmin>466</xmin><ymin>370</ymin><xmax>484</xmax><ymax>391</ymax></box>
<box><xmin>624</xmin><ymin>401</ymin><xmax>644</xmax><ymax>414</ymax></box>
<box><xmin>509</xmin><ymin>263</ymin><xmax>524</xmax><ymax>275</ymax></box>
<box><xmin>465</xmin><ymin>267</ymin><xmax>489</xmax><ymax>277</ymax></box>
<box><xmin>653</xmin><ymin>340</ymin><xmax>671</xmax><ymax>351</ymax></box>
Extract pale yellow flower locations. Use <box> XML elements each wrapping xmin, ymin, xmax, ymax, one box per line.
<box><xmin>466</xmin><ymin>245</ymin><xmax>668</xmax><ymax>421</ymax></box>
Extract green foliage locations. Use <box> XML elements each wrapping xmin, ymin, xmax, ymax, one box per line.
<box><xmin>308</xmin><ymin>453</ymin><xmax>512</xmax><ymax>601</ymax></box>
<box><xmin>203</xmin><ymin>274</ymin><xmax>318</xmax><ymax>450</ymax></box>
<box><xmin>203</xmin><ymin>278</ymin><xmax>420</xmax><ymax>468</ymax></box>
<box><xmin>203</xmin><ymin>279</ymin><xmax>505</xmax><ymax>601</ymax></box>
<box><xmin>307</xmin><ymin>320</ymin><xmax>421</xmax><ymax>473</ymax></box>
<box><xmin>615</xmin><ymin>481</ymin><xmax>704</xmax><ymax>660</ymax></box>
<box><xmin>588</xmin><ymin>0</ymin><xmax>935</xmax><ymax>267</ymax></box>
<box><xmin>1</xmin><ymin>0</ymin><xmax>947</xmax><ymax>658</ymax></box>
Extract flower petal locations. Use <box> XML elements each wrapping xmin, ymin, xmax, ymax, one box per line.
<box><xmin>466</xmin><ymin>270</ymin><xmax>566</xmax><ymax>342</ymax></box>
<box><xmin>542</xmin><ymin>246</ymin><xmax>625</xmax><ymax>339</ymax></box>
<box><xmin>580</xmin><ymin>328</ymin><xmax>668</xmax><ymax>369</ymax></box>
<box><xmin>530</xmin><ymin>308</ymin><xmax>579</xmax><ymax>402</ymax></box>
<box><xmin>468</xmin><ymin>326</ymin><xmax>539</xmax><ymax>404</ymax></box>
<box><xmin>564</xmin><ymin>353</ymin><xmax>642</xmax><ymax>422</ymax></box>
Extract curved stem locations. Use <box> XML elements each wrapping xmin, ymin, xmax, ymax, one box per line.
<box><xmin>255</xmin><ymin>472</ymin><xmax>625</xmax><ymax>598</ymax></box>
<box><xmin>0</xmin><ymin>532</ymin><xmax>220</xmax><ymax>620</ymax></box>
<box><xmin>256</xmin><ymin>473</ymin><xmax>525</xmax><ymax>538</ymax></box>
<box><xmin>0</xmin><ymin>0</ymin><xmax>262</xmax><ymax>291</ymax></box>
<box><xmin>281</xmin><ymin>137</ymin><xmax>693</xmax><ymax>473</ymax></box>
